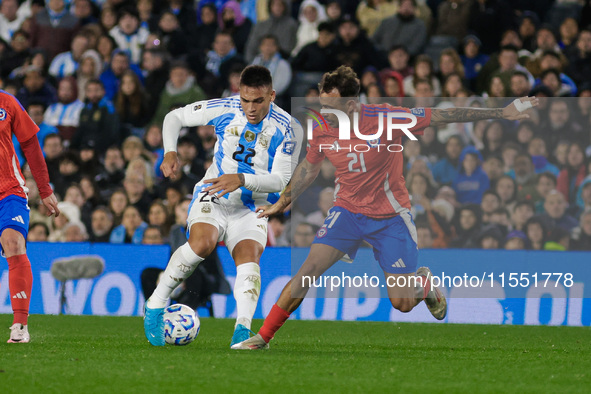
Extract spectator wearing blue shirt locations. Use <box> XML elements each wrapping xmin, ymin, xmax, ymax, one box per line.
<box><xmin>527</xmin><ymin>137</ymin><xmax>559</xmax><ymax>176</ymax></box>
<box><xmin>461</xmin><ymin>35</ymin><xmax>489</xmax><ymax>92</ymax></box>
<box><xmin>453</xmin><ymin>146</ymin><xmax>490</xmax><ymax>204</ymax></box>
<box><xmin>110</xmin><ymin>205</ymin><xmax>148</xmax><ymax>244</ymax></box>
<box><xmin>433</xmin><ymin>135</ymin><xmax>463</xmax><ymax>185</ymax></box>
<box><xmin>100</xmin><ymin>49</ymin><xmax>144</xmax><ymax>101</ymax></box>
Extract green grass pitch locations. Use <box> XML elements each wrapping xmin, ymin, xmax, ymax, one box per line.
<box><xmin>1</xmin><ymin>314</ymin><xmax>590</xmax><ymax>393</ymax></box>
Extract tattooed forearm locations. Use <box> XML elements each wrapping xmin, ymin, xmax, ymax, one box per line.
<box><xmin>431</xmin><ymin>108</ymin><xmax>504</xmax><ymax>124</ymax></box>
<box><xmin>279</xmin><ymin>159</ymin><xmax>321</xmax><ymax>207</ymax></box>
<box><xmin>237</xmin><ymin>173</ymin><xmax>245</xmax><ymax>186</ymax></box>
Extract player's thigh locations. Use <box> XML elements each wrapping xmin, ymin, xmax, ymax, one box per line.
<box><xmin>313</xmin><ymin>207</ymin><xmax>363</xmax><ymax>262</ymax></box>
<box><xmin>224</xmin><ymin>207</ymin><xmax>267</xmax><ymax>258</ymax></box>
<box><xmin>0</xmin><ymin>196</ymin><xmax>30</xmax><ymax>257</ymax></box>
<box><xmin>186</xmin><ymin>187</ymin><xmax>225</xmax><ymax>255</ymax></box>
<box><xmin>366</xmin><ymin>211</ymin><xmax>418</xmax><ymax>275</ymax></box>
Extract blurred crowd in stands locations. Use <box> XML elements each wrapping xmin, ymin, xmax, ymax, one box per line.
<box><xmin>2</xmin><ymin>0</ymin><xmax>591</xmax><ymax>251</ymax></box>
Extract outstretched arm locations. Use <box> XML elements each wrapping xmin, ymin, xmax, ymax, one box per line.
<box><xmin>256</xmin><ymin>158</ymin><xmax>322</xmax><ymax>218</ymax></box>
<box><xmin>161</xmin><ymin>100</ymin><xmax>218</xmax><ymax>179</ymax></box>
<box><xmin>430</xmin><ymin>97</ymin><xmax>539</xmax><ymax>126</ymax></box>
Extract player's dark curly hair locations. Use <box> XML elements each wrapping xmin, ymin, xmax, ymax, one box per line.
<box><xmin>240</xmin><ymin>65</ymin><xmax>273</xmax><ymax>89</ymax></box>
<box><xmin>318</xmin><ymin>65</ymin><xmax>360</xmax><ymax>98</ymax></box>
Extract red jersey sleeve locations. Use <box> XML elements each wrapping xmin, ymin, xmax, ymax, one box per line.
<box><xmin>382</xmin><ymin>104</ymin><xmax>432</xmax><ymax>136</ymax></box>
<box><xmin>10</xmin><ymin>96</ymin><xmax>39</xmax><ymax>142</ymax></box>
<box><xmin>305</xmin><ymin>121</ymin><xmax>326</xmax><ymax>165</ymax></box>
<box><xmin>407</xmin><ymin>107</ymin><xmax>432</xmax><ymax>135</ymax></box>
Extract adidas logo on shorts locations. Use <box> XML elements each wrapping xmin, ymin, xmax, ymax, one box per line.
<box><xmin>11</xmin><ymin>216</ymin><xmax>24</xmax><ymax>224</ymax></box>
<box><xmin>391</xmin><ymin>258</ymin><xmax>406</xmax><ymax>268</ymax></box>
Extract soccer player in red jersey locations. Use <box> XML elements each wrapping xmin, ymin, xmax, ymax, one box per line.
<box><xmin>234</xmin><ymin>66</ymin><xmax>538</xmax><ymax>349</ymax></box>
<box><xmin>0</xmin><ymin>90</ymin><xmax>60</xmax><ymax>343</ymax></box>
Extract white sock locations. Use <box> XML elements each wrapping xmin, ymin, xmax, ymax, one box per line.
<box><xmin>147</xmin><ymin>243</ymin><xmax>204</xmax><ymax>309</ymax></box>
<box><xmin>233</xmin><ymin>262</ymin><xmax>261</xmax><ymax>330</ymax></box>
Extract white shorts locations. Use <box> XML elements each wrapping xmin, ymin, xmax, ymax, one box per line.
<box><xmin>186</xmin><ymin>189</ymin><xmax>268</xmax><ymax>254</ymax></box>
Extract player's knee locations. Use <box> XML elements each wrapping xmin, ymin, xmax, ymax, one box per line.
<box><xmin>1</xmin><ymin>232</ymin><xmax>26</xmax><ymax>257</ymax></box>
<box><xmin>187</xmin><ymin>237</ymin><xmax>216</xmax><ymax>257</ymax></box>
<box><xmin>390</xmin><ymin>298</ymin><xmax>415</xmax><ymax>313</ymax></box>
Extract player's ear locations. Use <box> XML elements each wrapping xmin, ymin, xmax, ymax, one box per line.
<box><xmin>345</xmin><ymin>99</ymin><xmax>357</xmax><ymax>114</ymax></box>
<box><xmin>270</xmin><ymin>89</ymin><xmax>276</xmax><ymax>102</ymax></box>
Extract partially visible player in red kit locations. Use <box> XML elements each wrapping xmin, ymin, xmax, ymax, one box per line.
<box><xmin>0</xmin><ymin>90</ymin><xmax>60</xmax><ymax>343</ymax></box>
<box><xmin>234</xmin><ymin>66</ymin><xmax>538</xmax><ymax>349</ymax></box>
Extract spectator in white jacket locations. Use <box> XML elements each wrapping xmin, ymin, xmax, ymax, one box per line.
<box><xmin>291</xmin><ymin>0</ymin><xmax>327</xmax><ymax>57</ymax></box>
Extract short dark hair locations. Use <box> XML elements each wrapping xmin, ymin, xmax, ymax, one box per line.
<box><xmin>318</xmin><ymin>65</ymin><xmax>360</xmax><ymax>97</ymax></box>
<box><xmin>43</xmin><ymin>133</ymin><xmax>62</xmax><ymax>143</ymax></box>
<box><xmin>27</xmin><ymin>100</ymin><xmax>47</xmax><ymax>111</ymax></box>
<box><xmin>536</xmin><ymin>172</ymin><xmax>557</xmax><ymax>185</ymax></box>
<box><xmin>118</xmin><ymin>6</ymin><xmax>139</xmax><ymax>22</ymax></box>
<box><xmin>12</xmin><ymin>29</ymin><xmax>30</xmax><ymax>40</ymax></box>
<box><xmin>500</xmin><ymin>44</ymin><xmax>519</xmax><ymax>54</ymax></box>
<box><xmin>501</xmin><ymin>141</ymin><xmax>521</xmax><ymax>153</ymax></box>
<box><xmin>389</xmin><ymin>44</ymin><xmax>408</xmax><ymax>54</ymax></box>
<box><xmin>514</xmin><ymin>152</ymin><xmax>533</xmax><ymax>164</ymax></box>
<box><xmin>483</xmin><ymin>190</ymin><xmax>501</xmax><ymax>202</ymax></box>
<box><xmin>511</xmin><ymin>70</ymin><xmax>529</xmax><ymax>80</ymax></box>
<box><xmin>92</xmin><ymin>205</ymin><xmax>114</xmax><ymax>221</ymax></box>
<box><xmin>492</xmin><ymin>207</ymin><xmax>510</xmax><ymax>217</ymax></box>
<box><xmin>86</xmin><ymin>78</ymin><xmax>104</xmax><ymax>89</ymax></box>
<box><xmin>514</xmin><ymin>200</ymin><xmax>534</xmax><ymax>213</ymax></box>
<box><xmin>239</xmin><ymin>65</ymin><xmax>273</xmax><ymax>89</ymax></box>
<box><xmin>29</xmin><ymin>222</ymin><xmax>49</xmax><ymax>237</ymax></box>
<box><xmin>540</xmin><ymin>68</ymin><xmax>560</xmax><ymax>80</ymax></box>
<box><xmin>413</xmin><ymin>77</ymin><xmax>433</xmax><ymax>89</ymax></box>
<box><xmin>541</xmin><ymin>50</ymin><xmax>561</xmax><ymax>60</ymax></box>
<box><xmin>318</xmin><ymin>21</ymin><xmax>336</xmax><ymax>34</ymax></box>
<box><xmin>260</xmin><ymin>34</ymin><xmax>279</xmax><ymax>46</ymax></box>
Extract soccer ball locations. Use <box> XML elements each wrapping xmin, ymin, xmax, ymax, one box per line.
<box><xmin>163</xmin><ymin>304</ymin><xmax>200</xmax><ymax>345</ymax></box>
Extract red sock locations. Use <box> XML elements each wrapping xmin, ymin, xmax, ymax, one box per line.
<box><xmin>7</xmin><ymin>254</ymin><xmax>33</xmax><ymax>325</ymax></box>
<box><xmin>417</xmin><ymin>275</ymin><xmax>431</xmax><ymax>300</ymax></box>
<box><xmin>259</xmin><ymin>304</ymin><xmax>291</xmax><ymax>343</ymax></box>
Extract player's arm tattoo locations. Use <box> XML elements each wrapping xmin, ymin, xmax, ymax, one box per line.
<box><xmin>237</xmin><ymin>173</ymin><xmax>245</xmax><ymax>186</ymax></box>
<box><xmin>430</xmin><ymin>107</ymin><xmax>504</xmax><ymax>125</ymax></box>
<box><xmin>277</xmin><ymin>159</ymin><xmax>321</xmax><ymax>208</ymax></box>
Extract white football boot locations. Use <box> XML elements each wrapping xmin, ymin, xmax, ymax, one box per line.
<box><xmin>417</xmin><ymin>267</ymin><xmax>447</xmax><ymax>320</ymax></box>
<box><xmin>231</xmin><ymin>333</ymin><xmax>269</xmax><ymax>350</ymax></box>
<box><xmin>8</xmin><ymin>323</ymin><xmax>30</xmax><ymax>343</ymax></box>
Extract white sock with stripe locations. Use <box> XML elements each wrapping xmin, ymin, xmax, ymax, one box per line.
<box><xmin>147</xmin><ymin>243</ymin><xmax>204</xmax><ymax>309</ymax></box>
<box><xmin>233</xmin><ymin>262</ymin><xmax>261</xmax><ymax>330</ymax></box>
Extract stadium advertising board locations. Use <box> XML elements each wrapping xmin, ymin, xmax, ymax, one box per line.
<box><xmin>1</xmin><ymin>244</ymin><xmax>589</xmax><ymax>326</ymax></box>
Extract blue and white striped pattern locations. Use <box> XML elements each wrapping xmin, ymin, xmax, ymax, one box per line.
<box><xmin>43</xmin><ymin>100</ymin><xmax>84</xmax><ymax>128</ymax></box>
<box><xmin>182</xmin><ymin>97</ymin><xmax>300</xmax><ymax>210</ymax></box>
<box><xmin>48</xmin><ymin>52</ymin><xmax>78</xmax><ymax>78</ymax></box>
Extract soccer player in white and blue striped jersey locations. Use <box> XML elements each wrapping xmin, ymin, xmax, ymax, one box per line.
<box><xmin>144</xmin><ymin>65</ymin><xmax>302</xmax><ymax>347</ymax></box>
